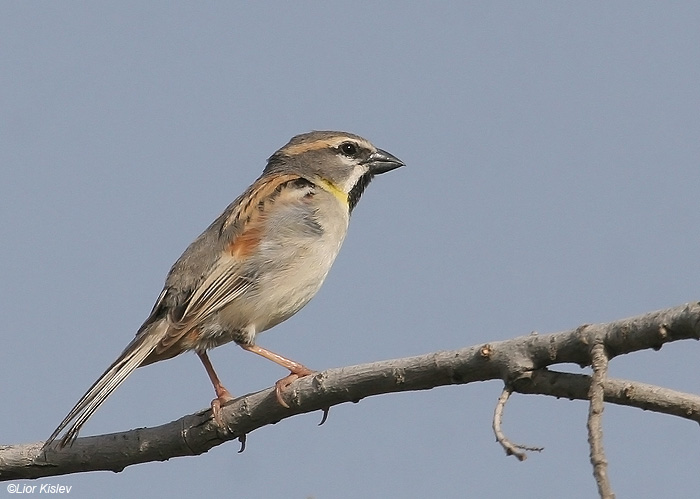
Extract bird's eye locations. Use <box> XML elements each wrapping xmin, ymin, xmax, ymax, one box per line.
<box><xmin>339</xmin><ymin>142</ymin><xmax>358</xmax><ymax>157</ymax></box>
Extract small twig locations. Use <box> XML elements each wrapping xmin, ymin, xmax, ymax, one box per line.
<box><xmin>318</xmin><ymin>407</ymin><xmax>330</xmax><ymax>426</ymax></box>
<box><xmin>588</xmin><ymin>342</ymin><xmax>615</xmax><ymax>499</ymax></box>
<box><xmin>492</xmin><ymin>385</ymin><xmax>544</xmax><ymax>461</ymax></box>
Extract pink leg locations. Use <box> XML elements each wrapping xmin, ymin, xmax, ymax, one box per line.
<box><xmin>241</xmin><ymin>344</ymin><xmax>314</xmax><ymax>408</ymax></box>
<box><xmin>198</xmin><ymin>351</ymin><xmax>234</xmax><ymax>426</ymax></box>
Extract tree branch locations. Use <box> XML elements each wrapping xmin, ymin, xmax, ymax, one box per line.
<box><xmin>2</xmin><ymin>302</ymin><xmax>700</xmax><ymax>482</ymax></box>
<box><xmin>492</xmin><ymin>385</ymin><xmax>543</xmax><ymax>461</ymax></box>
<box><xmin>587</xmin><ymin>342</ymin><xmax>614</xmax><ymax>499</ymax></box>
<box><xmin>511</xmin><ymin>370</ymin><xmax>700</xmax><ymax>423</ymax></box>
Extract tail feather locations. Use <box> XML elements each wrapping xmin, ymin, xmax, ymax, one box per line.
<box><xmin>43</xmin><ymin>320</ymin><xmax>169</xmax><ymax>449</ymax></box>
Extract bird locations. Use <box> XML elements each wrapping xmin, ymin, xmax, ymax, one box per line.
<box><xmin>43</xmin><ymin>130</ymin><xmax>404</xmax><ymax>449</ymax></box>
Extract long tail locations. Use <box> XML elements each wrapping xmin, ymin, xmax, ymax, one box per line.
<box><xmin>43</xmin><ymin>320</ymin><xmax>169</xmax><ymax>449</ymax></box>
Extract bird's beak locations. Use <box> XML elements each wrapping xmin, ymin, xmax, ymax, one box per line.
<box><xmin>367</xmin><ymin>148</ymin><xmax>405</xmax><ymax>174</ymax></box>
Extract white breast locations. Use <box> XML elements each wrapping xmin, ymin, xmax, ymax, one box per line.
<box><xmin>217</xmin><ymin>188</ymin><xmax>350</xmax><ymax>340</ymax></box>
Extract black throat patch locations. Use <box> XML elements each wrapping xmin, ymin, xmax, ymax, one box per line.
<box><xmin>348</xmin><ymin>172</ymin><xmax>375</xmax><ymax>213</ymax></box>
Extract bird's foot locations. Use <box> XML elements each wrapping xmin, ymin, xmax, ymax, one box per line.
<box><xmin>210</xmin><ymin>386</ymin><xmax>234</xmax><ymax>428</ymax></box>
<box><xmin>275</xmin><ymin>366</ymin><xmax>315</xmax><ymax>408</ymax></box>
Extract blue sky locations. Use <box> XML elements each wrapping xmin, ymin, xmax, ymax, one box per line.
<box><xmin>3</xmin><ymin>3</ymin><xmax>700</xmax><ymax>497</ymax></box>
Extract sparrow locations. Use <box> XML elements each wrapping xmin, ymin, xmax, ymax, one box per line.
<box><xmin>43</xmin><ymin>130</ymin><xmax>404</xmax><ymax>449</ymax></box>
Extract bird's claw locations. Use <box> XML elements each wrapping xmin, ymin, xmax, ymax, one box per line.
<box><xmin>274</xmin><ymin>367</ymin><xmax>315</xmax><ymax>408</ymax></box>
<box><xmin>210</xmin><ymin>388</ymin><xmax>234</xmax><ymax>428</ymax></box>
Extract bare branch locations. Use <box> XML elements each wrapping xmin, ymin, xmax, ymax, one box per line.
<box><xmin>2</xmin><ymin>302</ymin><xmax>700</xmax><ymax>481</ymax></box>
<box><xmin>587</xmin><ymin>342</ymin><xmax>614</xmax><ymax>499</ymax></box>
<box><xmin>492</xmin><ymin>386</ymin><xmax>543</xmax><ymax>461</ymax></box>
<box><xmin>511</xmin><ymin>370</ymin><xmax>700</xmax><ymax>422</ymax></box>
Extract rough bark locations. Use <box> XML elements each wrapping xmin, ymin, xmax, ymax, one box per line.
<box><xmin>2</xmin><ymin>302</ymin><xmax>699</xmax><ymax>492</ymax></box>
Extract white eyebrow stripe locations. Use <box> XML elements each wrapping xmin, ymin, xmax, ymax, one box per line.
<box><xmin>282</xmin><ymin>136</ymin><xmax>373</xmax><ymax>156</ymax></box>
